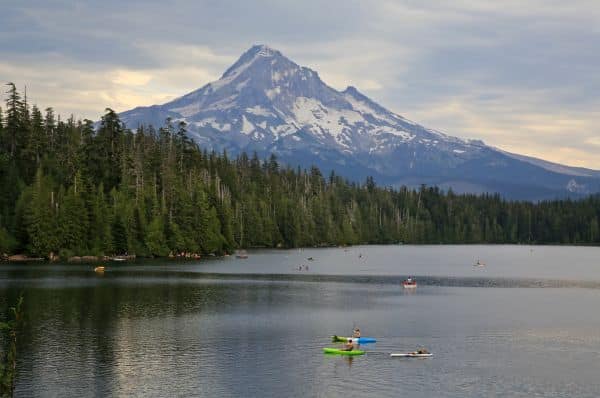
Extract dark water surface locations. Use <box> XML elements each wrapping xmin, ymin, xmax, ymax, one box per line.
<box><xmin>2</xmin><ymin>245</ymin><xmax>600</xmax><ymax>397</ymax></box>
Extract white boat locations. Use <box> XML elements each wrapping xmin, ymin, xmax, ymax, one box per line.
<box><xmin>235</xmin><ymin>250</ymin><xmax>248</xmax><ymax>259</ymax></box>
<box><xmin>390</xmin><ymin>352</ymin><xmax>432</xmax><ymax>358</ymax></box>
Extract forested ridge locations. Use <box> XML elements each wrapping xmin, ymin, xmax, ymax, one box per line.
<box><xmin>0</xmin><ymin>83</ymin><xmax>599</xmax><ymax>259</ymax></box>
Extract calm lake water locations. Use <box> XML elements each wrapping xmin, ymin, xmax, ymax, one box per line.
<box><xmin>2</xmin><ymin>245</ymin><xmax>600</xmax><ymax>397</ymax></box>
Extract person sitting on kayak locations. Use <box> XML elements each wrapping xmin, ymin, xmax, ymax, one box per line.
<box><xmin>352</xmin><ymin>328</ymin><xmax>361</xmax><ymax>338</ymax></box>
<box><xmin>416</xmin><ymin>348</ymin><xmax>429</xmax><ymax>354</ymax></box>
<box><xmin>341</xmin><ymin>342</ymin><xmax>355</xmax><ymax>351</ymax></box>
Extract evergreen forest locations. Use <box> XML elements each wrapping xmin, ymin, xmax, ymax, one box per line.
<box><xmin>1</xmin><ymin>83</ymin><xmax>599</xmax><ymax>259</ymax></box>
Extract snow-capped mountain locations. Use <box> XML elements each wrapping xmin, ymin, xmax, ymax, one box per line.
<box><xmin>119</xmin><ymin>44</ymin><xmax>600</xmax><ymax>200</ymax></box>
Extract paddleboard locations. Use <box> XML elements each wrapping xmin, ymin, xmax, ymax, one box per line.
<box><xmin>390</xmin><ymin>352</ymin><xmax>432</xmax><ymax>358</ymax></box>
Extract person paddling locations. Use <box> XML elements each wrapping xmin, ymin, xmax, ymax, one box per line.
<box><xmin>341</xmin><ymin>341</ymin><xmax>354</xmax><ymax>351</ymax></box>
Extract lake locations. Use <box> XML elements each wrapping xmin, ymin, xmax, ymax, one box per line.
<box><xmin>2</xmin><ymin>245</ymin><xmax>600</xmax><ymax>397</ymax></box>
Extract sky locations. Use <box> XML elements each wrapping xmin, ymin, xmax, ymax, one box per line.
<box><xmin>1</xmin><ymin>0</ymin><xmax>599</xmax><ymax>169</ymax></box>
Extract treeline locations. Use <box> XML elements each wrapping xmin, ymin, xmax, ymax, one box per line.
<box><xmin>0</xmin><ymin>83</ymin><xmax>599</xmax><ymax>258</ymax></box>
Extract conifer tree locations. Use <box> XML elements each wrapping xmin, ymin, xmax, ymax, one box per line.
<box><xmin>145</xmin><ymin>214</ymin><xmax>168</xmax><ymax>257</ymax></box>
<box><xmin>44</xmin><ymin>107</ymin><xmax>56</xmax><ymax>152</ymax></box>
<box><xmin>26</xmin><ymin>105</ymin><xmax>46</xmax><ymax>168</ymax></box>
<box><xmin>4</xmin><ymin>83</ymin><xmax>21</xmax><ymax>157</ymax></box>
<box><xmin>58</xmin><ymin>181</ymin><xmax>88</xmax><ymax>255</ymax></box>
<box><xmin>24</xmin><ymin>169</ymin><xmax>59</xmax><ymax>256</ymax></box>
<box><xmin>89</xmin><ymin>184</ymin><xmax>113</xmax><ymax>255</ymax></box>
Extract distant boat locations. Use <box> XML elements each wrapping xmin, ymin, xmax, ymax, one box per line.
<box><xmin>402</xmin><ymin>277</ymin><xmax>417</xmax><ymax>288</ymax></box>
<box><xmin>474</xmin><ymin>260</ymin><xmax>485</xmax><ymax>267</ymax></box>
<box><xmin>94</xmin><ymin>266</ymin><xmax>105</xmax><ymax>273</ymax></box>
<box><xmin>110</xmin><ymin>255</ymin><xmax>135</xmax><ymax>262</ymax></box>
<box><xmin>236</xmin><ymin>250</ymin><xmax>248</xmax><ymax>259</ymax></box>
<box><xmin>307</xmin><ymin>257</ymin><xmax>314</xmax><ymax>261</ymax></box>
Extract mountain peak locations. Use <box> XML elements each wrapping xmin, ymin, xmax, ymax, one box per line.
<box><xmin>248</xmin><ymin>44</ymin><xmax>281</xmax><ymax>57</ymax></box>
<box><xmin>221</xmin><ymin>44</ymin><xmax>287</xmax><ymax>79</ymax></box>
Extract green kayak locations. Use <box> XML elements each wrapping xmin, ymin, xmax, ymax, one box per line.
<box><xmin>323</xmin><ymin>348</ymin><xmax>365</xmax><ymax>356</ymax></box>
<box><xmin>332</xmin><ymin>335</ymin><xmax>348</xmax><ymax>343</ymax></box>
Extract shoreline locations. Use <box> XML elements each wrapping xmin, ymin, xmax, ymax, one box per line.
<box><xmin>2</xmin><ymin>242</ymin><xmax>599</xmax><ymax>264</ymax></box>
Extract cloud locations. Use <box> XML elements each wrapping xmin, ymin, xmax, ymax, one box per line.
<box><xmin>402</xmin><ymin>90</ymin><xmax>600</xmax><ymax>168</ymax></box>
<box><xmin>586</xmin><ymin>137</ymin><xmax>600</xmax><ymax>148</ymax></box>
<box><xmin>0</xmin><ymin>60</ymin><xmax>181</xmax><ymax>119</ymax></box>
<box><xmin>112</xmin><ymin>70</ymin><xmax>153</xmax><ymax>87</ymax></box>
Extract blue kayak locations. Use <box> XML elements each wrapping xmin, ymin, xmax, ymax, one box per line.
<box><xmin>355</xmin><ymin>337</ymin><xmax>376</xmax><ymax>344</ymax></box>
